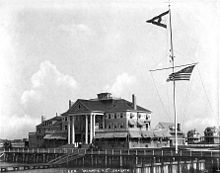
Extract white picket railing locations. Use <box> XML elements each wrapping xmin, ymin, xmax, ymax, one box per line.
<box><xmin>2</xmin><ymin>147</ymin><xmax>220</xmax><ymax>158</ymax></box>
<box><xmin>4</xmin><ymin>148</ymin><xmax>85</xmax><ymax>154</ymax></box>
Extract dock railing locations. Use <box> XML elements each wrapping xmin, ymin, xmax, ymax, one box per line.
<box><xmin>2</xmin><ymin>148</ymin><xmax>86</xmax><ymax>154</ymax></box>
<box><xmin>86</xmin><ymin>148</ymin><xmax>220</xmax><ymax>158</ymax></box>
<box><xmin>2</xmin><ymin>147</ymin><xmax>220</xmax><ymax>158</ymax></box>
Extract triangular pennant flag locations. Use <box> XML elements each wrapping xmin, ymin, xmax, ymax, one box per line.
<box><xmin>147</xmin><ymin>10</ymin><xmax>169</xmax><ymax>28</ymax></box>
<box><xmin>167</xmin><ymin>65</ymin><xmax>196</xmax><ymax>82</ymax></box>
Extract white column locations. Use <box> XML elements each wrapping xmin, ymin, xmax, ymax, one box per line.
<box><xmin>93</xmin><ymin>114</ymin><xmax>96</xmax><ymax>138</ymax></box>
<box><xmin>85</xmin><ymin>115</ymin><xmax>88</xmax><ymax>144</ymax></box>
<box><xmin>102</xmin><ymin>115</ymin><xmax>105</xmax><ymax>129</ymax></box>
<box><xmin>68</xmin><ymin>116</ymin><xmax>71</xmax><ymax>144</ymax></box>
<box><xmin>71</xmin><ymin>116</ymin><xmax>75</xmax><ymax>144</ymax></box>
<box><xmin>90</xmin><ymin>114</ymin><xmax>93</xmax><ymax>144</ymax></box>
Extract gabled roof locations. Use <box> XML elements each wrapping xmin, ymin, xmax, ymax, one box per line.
<box><xmin>158</xmin><ymin>122</ymin><xmax>174</xmax><ymax>129</ymax></box>
<box><xmin>157</xmin><ymin>122</ymin><xmax>184</xmax><ymax>135</ymax></box>
<box><xmin>67</xmin><ymin>98</ymin><xmax>151</xmax><ymax>114</ymax></box>
<box><xmin>61</xmin><ymin>111</ymin><xmax>68</xmax><ymax>116</ymax></box>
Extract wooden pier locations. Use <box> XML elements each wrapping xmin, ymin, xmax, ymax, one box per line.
<box><xmin>1</xmin><ymin>147</ymin><xmax>83</xmax><ymax>164</ymax></box>
<box><xmin>1</xmin><ymin>147</ymin><xmax>220</xmax><ymax>172</ymax></box>
<box><xmin>0</xmin><ymin>148</ymin><xmax>86</xmax><ymax>172</ymax></box>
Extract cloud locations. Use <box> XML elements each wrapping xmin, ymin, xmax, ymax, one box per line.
<box><xmin>59</xmin><ymin>23</ymin><xmax>91</xmax><ymax>35</ymax></box>
<box><xmin>0</xmin><ymin>114</ymin><xmax>38</xmax><ymax>139</ymax></box>
<box><xmin>104</xmin><ymin>73</ymin><xmax>136</xmax><ymax>97</ymax></box>
<box><xmin>184</xmin><ymin>117</ymin><xmax>218</xmax><ymax>134</ymax></box>
<box><xmin>21</xmin><ymin>60</ymin><xmax>78</xmax><ymax>118</ymax></box>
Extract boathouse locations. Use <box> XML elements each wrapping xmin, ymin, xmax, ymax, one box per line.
<box><xmin>65</xmin><ymin>93</ymin><xmax>173</xmax><ymax>149</ymax></box>
<box><xmin>29</xmin><ymin>93</ymin><xmax>176</xmax><ymax>149</ymax></box>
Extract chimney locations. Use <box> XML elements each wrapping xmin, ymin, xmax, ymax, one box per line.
<box><xmin>132</xmin><ymin>94</ymin><xmax>137</xmax><ymax>110</ymax></box>
<box><xmin>177</xmin><ymin>123</ymin><xmax>181</xmax><ymax>131</ymax></box>
<box><xmin>69</xmin><ymin>100</ymin><xmax>72</xmax><ymax>109</ymax></box>
<box><xmin>41</xmin><ymin>116</ymin><xmax>45</xmax><ymax>123</ymax></box>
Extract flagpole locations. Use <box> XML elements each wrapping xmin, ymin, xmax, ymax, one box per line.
<box><xmin>168</xmin><ymin>5</ymin><xmax>178</xmax><ymax>154</ymax></box>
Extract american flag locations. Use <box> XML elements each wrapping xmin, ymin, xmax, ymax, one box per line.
<box><xmin>167</xmin><ymin>65</ymin><xmax>196</xmax><ymax>82</ymax></box>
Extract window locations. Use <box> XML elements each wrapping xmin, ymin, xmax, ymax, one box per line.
<box><xmin>111</xmin><ymin>114</ymin><xmax>114</xmax><ymax>119</ymax></box>
<box><xmin>109</xmin><ymin>114</ymin><xmax>111</xmax><ymax>119</ymax></box>
<box><xmin>146</xmin><ymin>124</ymin><xmax>149</xmax><ymax>130</ymax></box>
<box><xmin>130</xmin><ymin>113</ymin><xmax>134</xmax><ymax>119</ymax></box>
<box><xmin>120</xmin><ymin>123</ymin><xmax>124</xmax><ymax>128</ymax></box>
<box><xmin>117</xmin><ymin>113</ymin><xmax>120</xmax><ymax>119</ymax></box>
<box><xmin>138</xmin><ymin>114</ymin><xmax>141</xmax><ymax>118</ymax></box>
<box><xmin>114</xmin><ymin>124</ymin><xmax>117</xmax><ymax>129</ymax></box>
<box><xmin>120</xmin><ymin>113</ymin><xmax>123</xmax><ymax>118</ymax></box>
<box><xmin>65</xmin><ymin>117</ymin><xmax>67</xmax><ymax>121</ymax></box>
<box><xmin>108</xmin><ymin>124</ymin><xmax>111</xmax><ymax>129</ymax></box>
<box><xmin>114</xmin><ymin>114</ymin><xmax>117</xmax><ymax>119</ymax></box>
<box><xmin>65</xmin><ymin>125</ymin><xmax>68</xmax><ymax>130</ymax></box>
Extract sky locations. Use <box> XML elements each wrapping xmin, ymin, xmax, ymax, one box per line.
<box><xmin>0</xmin><ymin>0</ymin><xmax>219</xmax><ymax>139</ymax></box>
